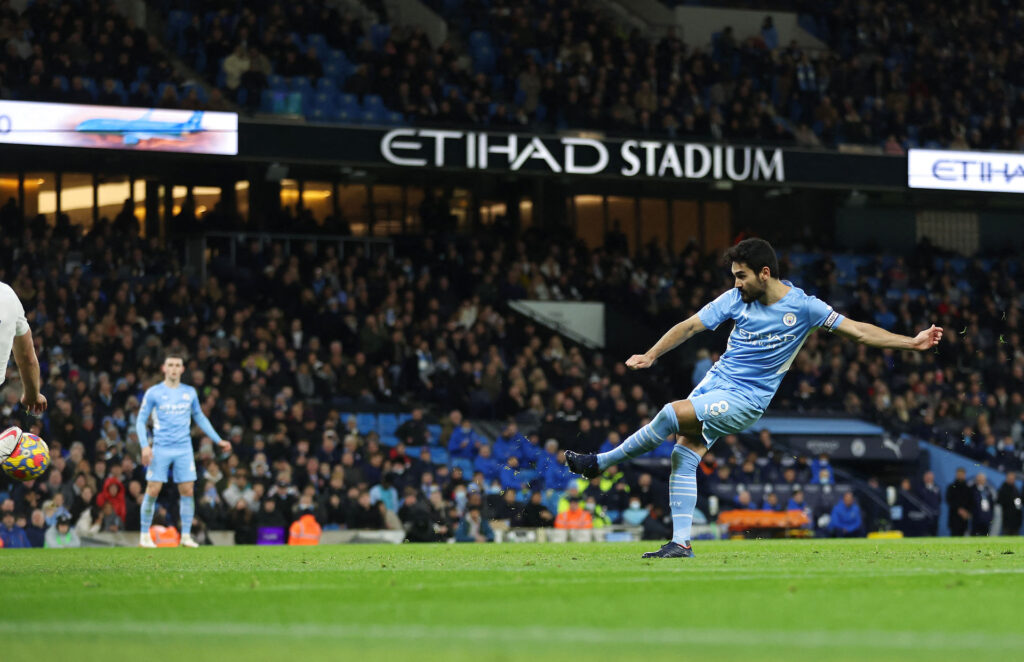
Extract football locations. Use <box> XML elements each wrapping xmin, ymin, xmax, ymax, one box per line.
<box><xmin>0</xmin><ymin>426</ymin><xmax>50</xmax><ymax>482</ymax></box>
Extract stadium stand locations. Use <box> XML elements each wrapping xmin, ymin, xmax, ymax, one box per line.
<box><xmin>4</xmin><ymin>1</ymin><xmax>1022</xmax><ymax>151</ymax></box>
<box><xmin>0</xmin><ymin>189</ymin><xmax>1021</xmax><ymax>542</ymax></box>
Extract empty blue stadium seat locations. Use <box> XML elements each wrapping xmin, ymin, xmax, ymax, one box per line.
<box><xmin>363</xmin><ymin>94</ymin><xmax>383</xmax><ymax>109</ymax></box>
<box><xmin>426</xmin><ymin>424</ymin><xmax>442</xmax><ymax>445</ymax></box>
<box><xmin>356</xmin><ymin>413</ymin><xmax>377</xmax><ymax>435</ymax></box>
<box><xmin>379</xmin><ymin>434</ymin><xmax>399</xmax><ymax>448</ymax></box>
<box><xmin>306</xmin><ymin>107</ymin><xmax>328</xmax><ymax>122</ymax></box>
<box><xmin>362</xmin><ymin>108</ymin><xmax>383</xmax><ymax>125</ymax></box>
<box><xmin>339</xmin><ymin>93</ymin><xmax>358</xmax><ymax>108</ymax></box>
<box><xmin>335</xmin><ymin>108</ymin><xmax>357</xmax><ymax>124</ymax></box>
<box><xmin>268</xmin><ymin>75</ymin><xmax>287</xmax><ymax>90</ymax></box>
<box><xmin>429</xmin><ymin>447</ymin><xmax>449</xmax><ymax>465</ymax></box>
<box><xmin>378</xmin><ymin>413</ymin><xmax>399</xmax><ymax>436</ymax></box>
<box><xmin>289</xmin><ymin>76</ymin><xmax>313</xmax><ymax>92</ymax></box>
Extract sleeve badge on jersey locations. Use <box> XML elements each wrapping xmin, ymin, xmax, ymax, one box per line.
<box><xmin>823</xmin><ymin>310</ymin><xmax>840</xmax><ymax>330</ymax></box>
<box><xmin>783</xmin><ymin>312</ymin><xmax>797</xmax><ymax>326</ymax></box>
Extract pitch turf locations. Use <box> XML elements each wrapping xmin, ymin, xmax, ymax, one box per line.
<box><xmin>3</xmin><ymin>538</ymin><xmax>1023</xmax><ymax>662</ymax></box>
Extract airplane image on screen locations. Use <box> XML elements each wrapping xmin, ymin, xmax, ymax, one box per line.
<box><xmin>75</xmin><ymin>110</ymin><xmax>204</xmax><ymax>145</ymax></box>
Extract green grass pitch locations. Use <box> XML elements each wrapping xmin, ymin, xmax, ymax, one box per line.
<box><xmin>3</xmin><ymin>538</ymin><xmax>1022</xmax><ymax>662</ymax></box>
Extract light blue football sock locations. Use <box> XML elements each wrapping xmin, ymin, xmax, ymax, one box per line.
<box><xmin>670</xmin><ymin>445</ymin><xmax>701</xmax><ymax>545</ymax></box>
<box><xmin>140</xmin><ymin>494</ymin><xmax>156</xmax><ymax>534</ymax></box>
<box><xmin>180</xmin><ymin>495</ymin><xmax>195</xmax><ymax>537</ymax></box>
<box><xmin>597</xmin><ymin>403</ymin><xmax>679</xmax><ymax>471</ymax></box>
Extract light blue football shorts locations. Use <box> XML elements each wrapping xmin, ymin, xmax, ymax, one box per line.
<box><xmin>145</xmin><ymin>446</ymin><xmax>197</xmax><ymax>483</ymax></box>
<box><xmin>687</xmin><ymin>375</ymin><xmax>765</xmax><ymax>448</ymax></box>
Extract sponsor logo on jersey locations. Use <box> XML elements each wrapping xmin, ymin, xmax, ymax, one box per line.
<box><xmin>823</xmin><ymin>310</ymin><xmax>840</xmax><ymax>330</ymax></box>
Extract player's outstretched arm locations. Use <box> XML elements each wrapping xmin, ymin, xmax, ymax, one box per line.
<box><xmin>12</xmin><ymin>330</ymin><xmax>46</xmax><ymax>415</ymax></box>
<box><xmin>626</xmin><ymin>313</ymin><xmax>707</xmax><ymax>369</ymax></box>
<box><xmin>833</xmin><ymin>319</ymin><xmax>943</xmax><ymax>351</ymax></box>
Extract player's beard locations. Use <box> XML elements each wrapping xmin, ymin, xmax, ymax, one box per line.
<box><xmin>739</xmin><ymin>282</ymin><xmax>766</xmax><ymax>303</ymax></box>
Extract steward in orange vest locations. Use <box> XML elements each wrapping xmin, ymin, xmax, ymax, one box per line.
<box><xmin>554</xmin><ymin>497</ymin><xmax>593</xmax><ymax>529</ymax></box>
<box><xmin>288</xmin><ymin>513</ymin><xmax>322</xmax><ymax>545</ymax></box>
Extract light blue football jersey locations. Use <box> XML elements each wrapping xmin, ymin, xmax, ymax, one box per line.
<box><xmin>136</xmin><ymin>382</ymin><xmax>222</xmax><ymax>449</ymax></box>
<box><xmin>696</xmin><ymin>283</ymin><xmax>844</xmax><ymax>411</ymax></box>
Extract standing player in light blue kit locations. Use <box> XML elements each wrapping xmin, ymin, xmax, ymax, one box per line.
<box><xmin>136</xmin><ymin>354</ymin><xmax>231</xmax><ymax>548</ymax></box>
<box><xmin>566</xmin><ymin>238</ymin><xmax>943</xmax><ymax>558</ymax></box>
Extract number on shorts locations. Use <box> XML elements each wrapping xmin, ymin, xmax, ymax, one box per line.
<box><xmin>703</xmin><ymin>400</ymin><xmax>730</xmax><ymax>417</ymax></box>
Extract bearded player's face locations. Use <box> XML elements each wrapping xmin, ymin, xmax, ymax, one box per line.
<box><xmin>732</xmin><ymin>262</ymin><xmax>768</xmax><ymax>303</ymax></box>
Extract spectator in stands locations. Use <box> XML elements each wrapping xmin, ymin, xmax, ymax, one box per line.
<box><xmin>515</xmin><ymin>492</ymin><xmax>551</xmax><ymax>528</ymax></box>
<box><xmin>398</xmin><ymin>488</ymin><xmax>434</xmax><ymax>542</ymax></box>
<box><xmin>971</xmin><ymin>473</ymin><xmax>997</xmax><ymax>536</ymax></box>
<box><xmin>473</xmin><ymin>444</ymin><xmax>502</xmax><ymax>483</ymax></box>
<box><xmin>455</xmin><ymin>505</ymin><xmax>494</xmax><ymax>543</ymax></box>
<box><xmin>946</xmin><ymin>468</ymin><xmax>973</xmax><ymax>537</ymax></box>
<box><xmin>642</xmin><ymin>504</ymin><xmax>672</xmax><ymax>541</ymax></box>
<box><xmin>828</xmin><ymin>492</ymin><xmax>863</xmax><ymax>538</ymax></box>
<box><xmin>395</xmin><ymin>408</ymin><xmax>430</xmax><ymax>446</ymax></box>
<box><xmin>915</xmin><ymin>471</ymin><xmax>942</xmax><ymax>536</ymax></box>
<box><xmin>619</xmin><ymin>498</ymin><xmax>645</xmax><ymax>526</ymax></box>
<box><xmin>45</xmin><ymin>514</ymin><xmax>81</xmax><ymax>548</ymax></box>
<box><xmin>761</xmin><ymin>492</ymin><xmax>782</xmax><ymax>512</ymax></box>
<box><xmin>369</xmin><ymin>473</ymin><xmax>399</xmax><ymax>513</ymax></box>
<box><xmin>24</xmin><ymin>509</ymin><xmax>46</xmax><ymax>548</ymax></box>
<box><xmin>0</xmin><ymin>510</ymin><xmax>30</xmax><ymax>548</ymax></box>
<box><xmin>554</xmin><ymin>496</ymin><xmax>593</xmax><ymax>530</ymax></box>
<box><xmin>996</xmin><ymin>472</ymin><xmax>1021</xmax><ymax>536</ymax></box>
<box><xmin>786</xmin><ymin>490</ymin><xmax>807</xmax><ymax>512</ymax></box>
<box><xmin>346</xmin><ymin>491</ymin><xmax>384</xmax><ymax>529</ymax></box>
<box><xmin>732</xmin><ymin>490</ymin><xmax>757</xmax><ymax>511</ymax></box>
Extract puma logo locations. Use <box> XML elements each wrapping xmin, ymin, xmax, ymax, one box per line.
<box><xmin>883</xmin><ymin>438</ymin><xmax>902</xmax><ymax>458</ymax></box>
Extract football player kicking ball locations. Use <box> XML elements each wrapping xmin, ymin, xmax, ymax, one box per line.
<box><xmin>136</xmin><ymin>354</ymin><xmax>231</xmax><ymax>548</ymax></box>
<box><xmin>566</xmin><ymin>239</ymin><xmax>943</xmax><ymax>558</ymax></box>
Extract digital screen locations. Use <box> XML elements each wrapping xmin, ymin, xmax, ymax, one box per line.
<box><xmin>0</xmin><ymin>100</ymin><xmax>238</xmax><ymax>155</ymax></box>
<box><xmin>908</xmin><ymin>148</ymin><xmax>1024</xmax><ymax>194</ymax></box>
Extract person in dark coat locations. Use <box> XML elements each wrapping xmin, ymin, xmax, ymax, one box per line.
<box><xmin>996</xmin><ymin>472</ymin><xmax>1022</xmax><ymax>536</ymax></box>
<box><xmin>970</xmin><ymin>473</ymin><xmax>997</xmax><ymax>536</ymax></box>
<box><xmin>915</xmin><ymin>470</ymin><xmax>942</xmax><ymax>536</ymax></box>
<box><xmin>346</xmin><ymin>491</ymin><xmax>384</xmax><ymax>529</ymax></box>
<box><xmin>945</xmin><ymin>468</ymin><xmax>972</xmax><ymax>537</ymax></box>
<box><xmin>398</xmin><ymin>489</ymin><xmax>434</xmax><ymax>542</ymax></box>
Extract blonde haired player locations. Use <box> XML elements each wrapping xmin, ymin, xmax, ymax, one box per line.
<box><xmin>136</xmin><ymin>354</ymin><xmax>230</xmax><ymax>548</ymax></box>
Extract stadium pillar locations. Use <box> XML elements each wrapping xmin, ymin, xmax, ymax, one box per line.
<box><xmin>17</xmin><ymin>172</ymin><xmax>24</xmax><ymax>222</ymax></box>
<box><xmin>92</xmin><ymin>173</ymin><xmax>99</xmax><ymax>228</ymax></box>
<box><xmin>221</xmin><ymin>183</ymin><xmax>236</xmax><ymax>223</ymax></box>
<box><xmin>162</xmin><ymin>184</ymin><xmax>172</xmax><ymax>245</ymax></box>
<box><xmin>145</xmin><ymin>181</ymin><xmax>159</xmax><ymax>239</ymax></box>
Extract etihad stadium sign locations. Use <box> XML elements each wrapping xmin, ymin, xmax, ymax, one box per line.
<box><xmin>238</xmin><ymin>124</ymin><xmax>906</xmax><ymax>189</ymax></box>
<box><xmin>379</xmin><ymin>129</ymin><xmax>784</xmax><ymax>182</ymax></box>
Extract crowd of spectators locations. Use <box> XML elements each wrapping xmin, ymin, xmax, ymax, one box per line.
<box><xmin>4</xmin><ymin>1</ymin><xmax>1024</xmax><ymax>151</ymax></box>
<box><xmin>0</xmin><ymin>194</ymin><xmax>1023</xmax><ymax>546</ymax></box>
<box><xmin>0</xmin><ymin>0</ymin><xmax>229</xmax><ymax>111</ymax></box>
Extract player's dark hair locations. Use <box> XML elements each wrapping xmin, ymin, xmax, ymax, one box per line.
<box><xmin>164</xmin><ymin>352</ymin><xmax>185</xmax><ymax>363</ymax></box>
<box><xmin>724</xmin><ymin>238</ymin><xmax>779</xmax><ymax>278</ymax></box>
